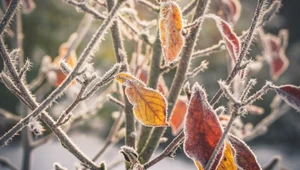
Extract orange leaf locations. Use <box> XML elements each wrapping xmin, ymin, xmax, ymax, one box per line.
<box><xmin>194</xmin><ymin>142</ymin><xmax>237</xmax><ymax>170</ymax></box>
<box><xmin>184</xmin><ymin>83</ymin><xmax>224</xmax><ymax>169</ymax></box>
<box><xmin>52</xmin><ymin>43</ymin><xmax>77</xmax><ymax>87</ymax></box>
<box><xmin>170</xmin><ymin>97</ymin><xmax>187</xmax><ymax>135</ymax></box>
<box><xmin>229</xmin><ymin>135</ymin><xmax>261</xmax><ymax>170</ymax></box>
<box><xmin>116</xmin><ymin>72</ymin><xmax>169</xmax><ymax>127</ymax></box>
<box><xmin>159</xmin><ymin>1</ymin><xmax>184</xmax><ymax>64</ymax></box>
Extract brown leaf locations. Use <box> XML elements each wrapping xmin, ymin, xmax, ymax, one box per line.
<box><xmin>116</xmin><ymin>72</ymin><xmax>169</xmax><ymax>127</ymax></box>
<box><xmin>272</xmin><ymin>85</ymin><xmax>300</xmax><ymax>112</ymax></box>
<box><xmin>184</xmin><ymin>83</ymin><xmax>224</xmax><ymax>169</ymax></box>
<box><xmin>229</xmin><ymin>135</ymin><xmax>261</xmax><ymax>170</ymax></box>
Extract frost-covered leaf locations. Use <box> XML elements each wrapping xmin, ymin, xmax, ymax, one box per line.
<box><xmin>208</xmin><ymin>15</ymin><xmax>241</xmax><ymax>63</ymax></box>
<box><xmin>159</xmin><ymin>0</ymin><xmax>184</xmax><ymax>64</ymax></box>
<box><xmin>184</xmin><ymin>83</ymin><xmax>224</xmax><ymax>169</ymax></box>
<box><xmin>116</xmin><ymin>72</ymin><xmax>168</xmax><ymax>126</ymax></box>
<box><xmin>229</xmin><ymin>135</ymin><xmax>261</xmax><ymax>170</ymax></box>
<box><xmin>271</xmin><ymin>85</ymin><xmax>300</xmax><ymax>112</ymax></box>
<box><xmin>264</xmin><ymin>30</ymin><xmax>289</xmax><ymax>80</ymax></box>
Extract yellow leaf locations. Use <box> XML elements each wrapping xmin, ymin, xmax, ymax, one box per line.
<box><xmin>116</xmin><ymin>72</ymin><xmax>169</xmax><ymax>127</ymax></box>
<box><xmin>159</xmin><ymin>1</ymin><xmax>184</xmax><ymax>64</ymax></box>
<box><xmin>194</xmin><ymin>142</ymin><xmax>237</xmax><ymax>170</ymax></box>
<box><xmin>216</xmin><ymin>142</ymin><xmax>237</xmax><ymax>170</ymax></box>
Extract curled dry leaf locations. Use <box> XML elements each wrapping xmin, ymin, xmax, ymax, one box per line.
<box><xmin>208</xmin><ymin>15</ymin><xmax>241</xmax><ymax>63</ymax></box>
<box><xmin>263</xmin><ymin>30</ymin><xmax>289</xmax><ymax>80</ymax></box>
<box><xmin>170</xmin><ymin>97</ymin><xmax>187</xmax><ymax>135</ymax></box>
<box><xmin>184</xmin><ymin>83</ymin><xmax>224</xmax><ymax>169</ymax></box>
<box><xmin>52</xmin><ymin>43</ymin><xmax>77</xmax><ymax>87</ymax></box>
<box><xmin>159</xmin><ymin>0</ymin><xmax>184</xmax><ymax>64</ymax></box>
<box><xmin>116</xmin><ymin>72</ymin><xmax>169</xmax><ymax>127</ymax></box>
<box><xmin>229</xmin><ymin>135</ymin><xmax>261</xmax><ymax>170</ymax></box>
<box><xmin>271</xmin><ymin>85</ymin><xmax>300</xmax><ymax>112</ymax></box>
<box><xmin>220</xmin><ymin>0</ymin><xmax>242</xmax><ymax>24</ymax></box>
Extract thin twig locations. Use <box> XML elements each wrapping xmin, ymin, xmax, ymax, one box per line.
<box><xmin>0</xmin><ymin>157</ymin><xmax>19</xmax><ymax>170</ymax></box>
<box><xmin>63</xmin><ymin>0</ymin><xmax>106</xmax><ymax>20</ymax></box>
<box><xmin>182</xmin><ymin>0</ymin><xmax>197</xmax><ymax>16</ymax></box>
<box><xmin>0</xmin><ymin>0</ymin><xmax>125</xmax><ymax>146</ymax></box>
<box><xmin>107</xmin><ymin>95</ymin><xmax>125</xmax><ymax>108</ymax></box>
<box><xmin>0</xmin><ymin>0</ymin><xmax>21</xmax><ymax>35</ymax></box>
<box><xmin>244</xmin><ymin>103</ymin><xmax>290</xmax><ymax>142</ymax></box>
<box><xmin>209</xmin><ymin>0</ymin><xmax>266</xmax><ymax>107</ymax></box>
<box><xmin>204</xmin><ymin>112</ymin><xmax>238</xmax><ymax>170</ymax></box>
<box><xmin>136</xmin><ymin>0</ymin><xmax>159</xmax><ymax>13</ymax></box>
<box><xmin>143</xmin><ymin>132</ymin><xmax>184</xmax><ymax>169</ymax></box>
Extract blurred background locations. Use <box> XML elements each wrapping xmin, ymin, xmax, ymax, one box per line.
<box><xmin>0</xmin><ymin>0</ymin><xmax>300</xmax><ymax>169</ymax></box>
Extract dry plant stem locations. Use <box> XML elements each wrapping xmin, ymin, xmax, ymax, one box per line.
<box><xmin>139</xmin><ymin>0</ymin><xmax>211</xmax><ymax>163</ymax></box>
<box><xmin>0</xmin><ymin>40</ymin><xmax>100</xmax><ymax>169</ymax></box>
<box><xmin>0</xmin><ymin>157</ymin><xmax>19</xmax><ymax>170</ymax></box>
<box><xmin>92</xmin><ymin>111</ymin><xmax>125</xmax><ymax>161</ymax></box>
<box><xmin>107</xmin><ymin>95</ymin><xmax>125</xmax><ymax>108</ymax></box>
<box><xmin>56</xmin><ymin>85</ymin><xmax>87</xmax><ymax>126</ymax></box>
<box><xmin>143</xmin><ymin>132</ymin><xmax>185</xmax><ymax>169</ymax></box>
<box><xmin>204</xmin><ymin>112</ymin><xmax>238</xmax><ymax>170</ymax></box>
<box><xmin>106</xmin><ymin>0</ymin><xmax>135</xmax><ymax>149</ymax></box>
<box><xmin>0</xmin><ymin>0</ymin><xmax>21</xmax><ymax>35</ymax></box>
<box><xmin>244</xmin><ymin>103</ymin><xmax>291</xmax><ymax>142</ymax></box>
<box><xmin>0</xmin><ymin>108</ymin><xmax>20</xmax><ymax>121</ymax></box>
<box><xmin>0</xmin><ymin>0</ymin><xmax>124</xmax><ymax>146</ymax></box>
<box><xmin>0</xmin><ymin>1</ymin><xmax>126</xmax><ymax>169</ymax></box>
<box><xmin>11</xmin><ymin>12</ymin><xmax>23</xmax><ymax>70</ymax></box>
<box><xmin>182</xmin><ymin>0</ymin><xmax>197</xmax><ymax>16</ymax></box>
<box><xmin>63</xmin><ymin>0</ymin><xmax>106</xmax><ymax>20</ymax></box>
<box><xmin>263</xmin><ymin>156</ymin><xmax>281</xmax><ymax>170</ymax></box>
<box><xmin>192</xmin><ymin>42</ymin><xmax>225</xmax><ymax>58</ymax></box>
<box><xmin>137</xmin><ymin>0</ymin><xmax>159</xmax><ymax>13</ymax></box>
<box><xmin>137</xmin><ymin>33</ymin><xmax>162</xmax><ymax>154</ymax></box>
<box><xmin>210</xmin><ymin>0</ymin><xmax>266</xmax><ymax>107</ymax></box>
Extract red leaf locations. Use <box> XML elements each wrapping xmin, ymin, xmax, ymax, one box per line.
<box><xmin>264</xmin><ymin>31</ymin><xmax>289</xmax><ymax>80</ymax></box>
<box><xmin>272</xmin><ymin>85</ymin><xmax>300</xmax><ymax>112</ymax></box>
<box><xmin>206</xmin><ymin>15</ymin><xmax>241</xmax><ymax>64</ymax></box>
<box><xmin>229</xmin><ymin>135</ymin><xmax>261</xmax><ymax>170</ymax></box>
<box><xmin>220</xmin><ymin>0</ymin><xmax>242</xmax><ymax>23</ymax></box>
<box><xmin>184</xmin><ymin>83</ymin><xmax>224</xmax><ymax>169</ymax></box>
<box><xmin>170</xmin><ymin>97</ymin><xmax>187</xmax><ymax>135</ymax></box>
